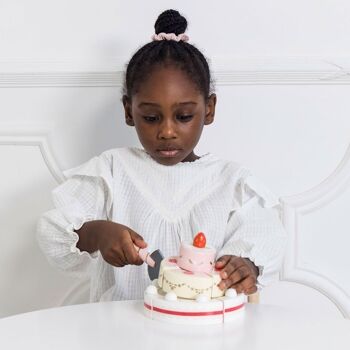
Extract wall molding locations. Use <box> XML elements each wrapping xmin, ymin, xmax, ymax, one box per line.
<box><xmin>1</xmin><ymin>56</ymin><xmax>350</xmax><ymax>87</ymax></box>
<box><xmin>280</xmin><ymin>142</ymin><xmax>350</xmax><ymax>318</ymax></box>
<box><xmin>0</xmin><ymin>126</ymin><xmax>92</xmax><ymax>312</ymax></box>
<box><xmin>0</xmin><ymin>125</ymin><xmax>65</xmax><ymax>183</ymax></box>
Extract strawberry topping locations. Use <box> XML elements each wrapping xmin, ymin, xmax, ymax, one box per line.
<box><xmin>193</xmin><ymin>232</ymin><xmax>206</xmax><ymax>248</ymax></box>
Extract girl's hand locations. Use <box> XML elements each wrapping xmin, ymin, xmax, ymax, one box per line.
<box><xmin>76</xmin><ymin>220</ymin><xmax>147</xmax><ymax>267</ymax></box>
<box><xmin>97</xmin><ymin>222</ymin><xmax>147</xmax><ymax>267</ymax></box>
<box><xmin>215</xmin><ymin>255</ymin><xmax>259</xmax><ymax>295</ymax></box>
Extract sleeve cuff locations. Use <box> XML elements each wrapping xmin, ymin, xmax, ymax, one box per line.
<box><xmin>65</xmin><ymin>215</ymin><xmax>99</xmax><ymax>259</ymax></box>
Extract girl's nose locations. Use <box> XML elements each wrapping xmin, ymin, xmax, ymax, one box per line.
<box><xmin>158</xmin><ymin>119</ymin><xmax>177</xmax><ymax>139</ymax></box>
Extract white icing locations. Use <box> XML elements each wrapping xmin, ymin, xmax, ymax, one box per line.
<box><xmin>145</xmin><ymin>285</ymin><xmax>158</xmax><ymax>295</ymax></box>
<box><xmin>225</xmin><ymin>288</ymin><xmax>237</xmax><ymax>298</ymax></box>
<box><xmin>165</xmin><ymin>291</ymin><xmax>178</xmax><ymax>301</ymax></box>
<box><xmin>196</xmin><ymin>294</ymin><xmax>209</xmax><ymax>303</ymax></box>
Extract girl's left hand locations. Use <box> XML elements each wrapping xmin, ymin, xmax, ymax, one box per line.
<box><xmin>215</xmin><ymin>255</ymin><xmax>259</xmax><ymax>295</ymax></box>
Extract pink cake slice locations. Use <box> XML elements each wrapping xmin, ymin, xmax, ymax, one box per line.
<box><xmin>177</xmin><ymin>242</ymin><xmax>216</xmax><ymax>274</ymax></box>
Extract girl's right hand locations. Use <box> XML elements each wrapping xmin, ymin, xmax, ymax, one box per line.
<box><xmin>97</xmin><ymin>221</ymin><xmax>147</xmax><ymax>267</ymax></box>
<box><xmin>75</xmin><ymin>220</ymin><xmax>147</xmax><ymax>267</ymax></box>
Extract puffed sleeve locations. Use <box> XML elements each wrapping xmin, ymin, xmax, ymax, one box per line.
<box><xmin>37</xmin><ymin>151</ymin><xmax>114</xmax><ymax>277</ymax></box>
<box><xmin>217</xmin><ymin>171</ymin><xmax>287</xmax><ymax>288</ymax></box>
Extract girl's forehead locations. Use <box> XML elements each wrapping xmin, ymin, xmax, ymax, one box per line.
<box><xmin>135</xmin><ymin>100</ymin><xmax>199</xmax><ymax>110</ymax></box>
<box><xmin>133</xmin><ymin>66</ymin><xmax>203</xmax><ymax>102</ymax></box>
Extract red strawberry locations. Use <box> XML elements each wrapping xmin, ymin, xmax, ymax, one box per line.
<box><xmin>193</xmin><ymin>232</ymin><xmax>206</xmax><ymax>248</ymax></box>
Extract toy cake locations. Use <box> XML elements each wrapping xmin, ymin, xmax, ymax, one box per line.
<box><xmin>144</xmin><ymin>232</ymin><xmax>246</xmax><ymax>324</ymax></box>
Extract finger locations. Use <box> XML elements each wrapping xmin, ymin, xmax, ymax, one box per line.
<box><xmin>105</xmin><ymin>251</ymin><xmax>126</xmax><ymax>268</ymax></box>
<box><xmin>121</xmin><ymin>229</ymin><xmax>144</xmax><ymax>265</ymax></box>
<box><xmin>128</xmin><ymin>229</ymin><xmax>147</xmax><ymax>249</ymax></box>
<box><xmin>113</xmin><ymin>256</ymin><xmax>126</xmax><ymax>268</ymax></box>
<box><xmin>113</xmin><ymin>230</ymin><xmax>139</xmax><ymax>267</ymax></box>
<box><xmin>219</xmin><ymin>256</ymin><xmax>245</xmax><ymax>280</ymax></box>
<box><xmin>215</xmin><ymin>255</ymin><xmax>231</xmax><ymax>269</ymax></box>
<box><xmin>100</xmin><ymin>241</ymin><xmax>125</xmax><ymax>267</ymax></box>
<box><xmin>244</xmin><ymin>285</ymin><xmax>258</xmax><ymax>295</ymax></box>
<box><xmin>218</xmin><ymin>265</ymin><xmax>251</xmax><ymax>290</ymax></box>
<box><xmin>242</xmin><ymin>258</ymin><xmax>259</xmax><ymax>277</ymax></box>
<box><xmin>123</xmin><ymin>243</ymin><xmax>143</xmax><ymax>265</ymax></box>
<box><xmin>232</xmin><ymin>276</ymin><xmax>257</xmax><ymax>294</ymax></box>
<box><xmin>123</xmin><ymin>247</ymin><xmax>143</xmax><ymax>266</ymax></box>
<box><xmin>228</xmin><ymin>265</ymin><xmax>252</xmax><ymax>285</ymax></box>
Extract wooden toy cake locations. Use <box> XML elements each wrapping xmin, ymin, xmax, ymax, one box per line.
<box><xmin>144</xmin><ymin>233</ymin><xmax>246</xmax><ymax>324</ymax></box>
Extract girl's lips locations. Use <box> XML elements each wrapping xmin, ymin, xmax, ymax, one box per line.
<box><xmin>157</xmin><ymin>149</ymin><xmax>181</xmax><ymax>157</ymax></box>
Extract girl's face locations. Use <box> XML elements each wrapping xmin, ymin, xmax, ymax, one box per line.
<box><xmin>123</xmin><ymin>66</ymin><xmax>216</xmax><ymax>166</ymax></box>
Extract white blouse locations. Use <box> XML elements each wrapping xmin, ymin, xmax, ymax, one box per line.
<box><xmin>37</xmin><ymin>147</ymin><xmax>286</xmax><ymax>302</ymax></box>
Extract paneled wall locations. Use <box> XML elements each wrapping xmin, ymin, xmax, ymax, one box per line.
<box><xmin>1</xmin><ymin>0</ymin><xmax>349</xmax><ymax>318</ymax></box>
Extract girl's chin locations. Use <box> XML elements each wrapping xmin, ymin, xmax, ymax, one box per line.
<box><xmin>147</xmin><ymin>149</ymin><xmax>197</xmax><ymax>165</ymax></box>
<box><xmin>153</xmin><ymin>156</ymin><xmax>182</xmax><ymax>166</ymax></box>
<box><xmin>147</xmin><ymin>151</ymin><xmax>183</xmax><ymax>165</ymax></box>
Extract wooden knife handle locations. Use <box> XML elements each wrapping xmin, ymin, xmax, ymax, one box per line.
<box><xmin>133</xmin><ymin>244</ymin><xmax>155</xmax><ymax>267</ymax></box>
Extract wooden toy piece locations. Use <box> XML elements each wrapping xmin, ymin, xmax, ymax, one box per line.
<box><xmin>248</xmin><ymin>292</ymin><xmax>260</xmax><ymax>304</ymax></box>
<box><xmin>193</xmin><ymin>232</ymin><xmax>206</xmax><ymax>248</ymax></box>
<box><xmin>133</xmin><ymin>244</ymin><xmax>155</xmax><ymax>267</ymax></box>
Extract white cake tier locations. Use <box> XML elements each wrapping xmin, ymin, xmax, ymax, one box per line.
<box><xmin>144</xmin><ymin>284</ymin><xmax>246</xmax><ymax>325</ymax></box>
<box><xmin>158</xmin><ymin>257</ymin><xmax>224</xmax><ymax>299</ymax></box>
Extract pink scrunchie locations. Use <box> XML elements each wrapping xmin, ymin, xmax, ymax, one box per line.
<box><xmin>151</xmin><ymin>32</ymin><xmax>189</xmax><ymax>42</ymax></box>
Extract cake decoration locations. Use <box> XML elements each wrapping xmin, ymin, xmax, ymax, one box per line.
<box><xmin>195</xmin><ymin>294</ymin><xmax>209</xmax><ymax>303</ymax></box>
<box><xmin>193</xmin><ymin>232</ymin><xmax>206</xmax><ymax>248</ymax></box>
<box><xmin>145</xmin><ymin>285</ymin><xmax>158</xmax><ymax>295</ymax></box>
<box><xmin>165</xmin><ymin>291</ymin><xmax>178</xmax><ymax>301</ymax></box>
<box><xmin>177</xmin><ymin>233</ymin><xmax>215</xmax><ymax>274</ymax></box>
<box><xmin>225</xmin><ymin>288</ymin><xmax>238</xmax><ymax>298</ymax></box>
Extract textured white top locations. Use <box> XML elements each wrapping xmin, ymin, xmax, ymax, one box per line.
<box><xmin>37</xmin><ymin>147</ymin><xmax>286</xmax><ymax>302</ymax></box>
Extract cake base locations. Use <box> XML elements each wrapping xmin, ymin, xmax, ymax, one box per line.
<box><xmin>144</xmin><ymin>284</ymin><xmax>246</xmax><ymax>325</ymax></box>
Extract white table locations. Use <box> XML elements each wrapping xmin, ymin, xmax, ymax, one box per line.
<box><xmin>0</xmin><ymin>301</ymin><xmax>349</xmax><ymax>350</ymax></box>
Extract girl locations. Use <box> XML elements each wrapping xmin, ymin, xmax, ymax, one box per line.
<box><xmin>37</xmin><ymin>9</ymin><xmax>286</xmax><ymax>303</ymax></box>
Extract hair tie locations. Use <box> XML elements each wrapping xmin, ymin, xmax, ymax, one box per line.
<box><xmin>151</xmin><ymin>32</ymin><xmax>189</xmax><ymax>42</ymax></box>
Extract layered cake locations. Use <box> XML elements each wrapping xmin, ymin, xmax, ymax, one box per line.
<box><xmin>144</xmin><ymin>233</ymin><xmax>246</xmax><ymax>324</ymax></box>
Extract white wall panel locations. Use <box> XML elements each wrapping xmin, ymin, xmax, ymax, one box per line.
<box><xmin>281</xmin><ymin>145</ymin><xmax>350</xmax><ymax>317</ymax></box>
<box><xmin>197</xmin><ymin>85</ymin><xmax>350</xmax><ymax>197</ymax></box>
<box><xmin>0</xmin><ymin>143</ymin><xmax>88</xmax><ymax>317</ymax></box>
<box><xmin>2</xmin><ymin>1</ymin><xmax>350</xmax><ymax>60</ymax></box>
<box><xmin>260</xmin><ymin>281</ymin><xmax>342</xmax><ymax>317</ymax></box>
<box><xmin>0</xmin><ymin>88</ymin><xmax>138</xmax><ymax>170</ymax></box>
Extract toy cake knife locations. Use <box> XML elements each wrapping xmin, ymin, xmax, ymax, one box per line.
<box><xmin>134</xmin><ymin>244</ymin><xmax>164</xmax><ymax>280</ymax></box>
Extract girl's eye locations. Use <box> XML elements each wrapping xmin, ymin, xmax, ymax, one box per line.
<box><xmin>143</xmin><ymin>116</ymin><xmax>159</xmax><ymax>123</ymax></box>
<box><xmin>176</xmin><ymin>115</ymin><xmax>193</xmax><ymax>122</ymax></box>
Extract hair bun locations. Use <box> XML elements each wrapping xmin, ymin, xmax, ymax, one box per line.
<box><xmin>154</xmin><ymin>9</ymin><xmax>187</xmax><ymax>35</ymax></box>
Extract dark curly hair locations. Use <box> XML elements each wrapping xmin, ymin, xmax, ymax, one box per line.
<box><xmin>123</xmin><ymin>9</ymin><xmax>214</xmax><ymax>101</ymax></box>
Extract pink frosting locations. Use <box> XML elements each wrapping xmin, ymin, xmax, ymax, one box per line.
<box><xmin>177</xmin><ymin>243</ymin><xmax>215</xmax><ymax>273</ymax></box>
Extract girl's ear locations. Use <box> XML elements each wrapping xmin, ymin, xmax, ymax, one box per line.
<box><xmin>204</xmin><ymin>93</ymin><xmax>217</xmax><ymax>125</ymax></box>
<box><xmin>122</xmin><ymin>95</ymin><xmax>135</xmax><ymax>126</ymax></box>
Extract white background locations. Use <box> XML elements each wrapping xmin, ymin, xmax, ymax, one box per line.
<box><xmin>0</xmin><ymin>0</ymin><xmax>349</xmax><ymax>318</ymax></box>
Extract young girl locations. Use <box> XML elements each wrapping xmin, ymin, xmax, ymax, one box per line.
<box><xmin>37</xmin><ymin>9</ymin><xmax>286</xmax><ymax>303</ymax></box>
